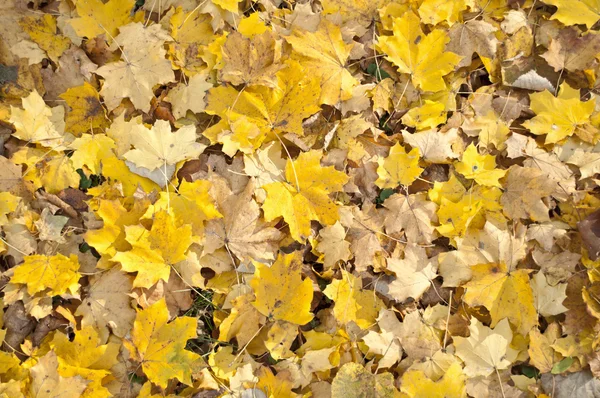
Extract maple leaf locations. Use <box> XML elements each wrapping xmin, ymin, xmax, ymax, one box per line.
<box><xmin>455</xmin><ymin>144</ymin><xmax>506</xmax><ymax>187</ymax></box>
<box><xmin>250</xmin><ymin>251</ymin><xmax>314</xmax><ymax>325</ymax></box>
<box><xmin>543</xmin><ymin>0</ymin><xmax>600</xmax><ymax>28</ymax></box>
<box><xmin>204</xmin><ymin>179</ymin><xmax>282</xmax><ymax>263</ymax></box>
<box><xmin>9</xmin><ymin>90</ymin><xmax>65</xmax><ymax>147</ymax></box>
<box><xmin>205</xmin><ymin>60</ymin><xmax>321</xmax><ymax>149</ymax></box>
<box><xmin>383</xmin><ymin>192</ymin><xmax>438</xmax><ymax>244</ymax></box>
<box><xmin>501</xmin><ymin>165</ymin><xmax>556</xmax><ymax>222</ymax></box>
<box><xmin>75</xmin><ymin>267</ymin><xmax>135</xmax><ymax>342</ymax></box>
<box><xmin>59</xmin><ymin>82</ymin><xmax>108</xmax><ymax>136</ymax></box>
<box><xmin>219</xmin><ymin>30</ymin><xmax>283</xmax><ymax>87</ymax></box>
<box><xmin>166</xmin><ymin>73</ymin><xmax>213</xmax><ymax>119</ymax></box>
<box><xmin>168</xmin><ymin>8</ymin><xmax>216</xmax><ymax>75</ymax></box>
<box><xmin>331</xmin><ymin>363</ymin><xmax>400</xmax><ymax>397</ymax></box>
<box><xmin>123</xmin><ymin>120</ymin><xmax>206</xmax><ymax>172</ymax></box>
<box><xmin>95</xmin><ymin>23</ymin><xmax>175</xmax><ymax>112</ymax></box>
<box><xmin>401</xmin><ymin>100</ymin><xmax>447</xmax><ymax>130</ymax></box>
<box><xmin>400</xmin><ymin>362</ymin><xmax>467</xmax><ymax>398</ymax></box>
<box><xmin>447</xmin><ymin>21</ymin><xmax>499</xmax><ymax>68</ymax></box>
<box><xmin>542</xmin><ymin>28</ymin><xmax>600</xmax><ymax>72</ymax></box>
<box><xmin>438</xmin><ymin>221</ymin><xmax>527</xmax><ymax>287</ymax></box>
<box><xmin>262</xmin><ymin>150</ymin><xmax>348</xmax><ymax>242</ymax></box>
<box><xmin>219</xmin><ymin>292</ymin><xmax>265</xmax><ymax>349</ymax></box>
<box><xmin>375</xmin><ymin>143</ymin><xmax>423</xmax><ymax>189</ymax></box>
<box><xmin>69</xmin><ymin>134</ymin><xmax>116</xmax><ymax>175</ymax></box>
<box><xmin>19</xmin><ymin>14</ymin><xmax>70</xmax><ymax>62</ymax></box>
<box><xmin>113</xmin><ymin>211</ymin><xmax>193</xmax><ymax>288</ymax></box>
<box><xmin>375</xmin><ymin>244</ymin><xmax>438</xmax><ymax>302</ymax></box>
<box><xmin>454</xmin><ymin>318</ymin><xmax>516</xmax><ymax>377</ymax></box>
<box><xmin>463</xmin><ymin>262</ymin><xmax>537</xmax><ymax>336</ymax></box>
<box><xmin>10</xmin><ymin>147</ymin><xmax>80</xmax><ymax>194</ymax></box>
<box><xmin>68</xmin><ymin>0</ymin><xmax>138</xmax><ymax>40</ymax></box>
<box><xmin>51</xmin><ymin>326</ymin><xmax>120</xmax><ymax>397</ymax></box>
<box><xmin>377</xmin><ymin>11</ymin><xmax>462</xmax><ymax>92</ymax></box>
<box><xmin>528</xmin><ymin>324</ymin><xmax>563</xmax><ymax>373</ymax></box>
<box><xmin>11</xmin><ymin>254</ymin><xmax>81</xmax><ymax>296</ymax></box>
<box><xmin>342</xmin><ymin>203</ymin><xmax>388</xmax><ymax>272</ymax></box>
<box><xmin>124</xmin><ymin>298</ymin><xmax>202</xmax><ymax>388</ymax></box>
<box><xmin>323</xmin><ymin>270</ymin><xmax>384</xmax><ymax>329</ymax></box>
<box><xmin>84</xmin><ymin>198</ymin><xmax>150</xmax><ymax>257</ymax></box>
<box><xmin>402</xmin><ymin>128</ymin><xmax>461</xmax><ymax>163</ymax></box>
<box><xmin>28</xmin><ymin>351</ymin><xmax>89</xmax><ymax>398</ymax></box>
<box><xmin>531</xmin><ymin>272</ymin><xmax>569</xmax><ymax>317</ymax></box>
<box><xmin>523</xmin><ymin>83</ymin><xmax>596</xmax><ymax>144</ymax></box>
<box><xmin>316</xmin><ymin>222</ymin><xmax>352</xmax><ymax>268</ymax></box>
<box><xmin>362</xmin><ymin>329</ymin><xmax>402</xmax><ymax>369</ymax></box>
<box><xmin>0</xmin><ymin>192</ymin><xmax>20</xmax><ymax>226</ymax></box>
<box><xmin>286</xmin><ymin>19</ymin><xmax>358</xmax><ymax>105</ymax></box>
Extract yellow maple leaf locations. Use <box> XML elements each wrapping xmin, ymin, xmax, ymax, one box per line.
<box><xmin>219</xmin><ymin>30</ymin><xmax>283</xmax><ymax>87</ymax></box>
<box><xmin>148</xmin><ymin>179</ymin><xmax>222</xmax><ymax>238</ymax></box>
<box><xmin>401</xmin><ymin>100</ymin><xmax>447</xmax><ymax>130</ymax></box>
<box><xmin>101</xmin><ymin>156</ymin><xmax>160</xmax><ymax>196</ymax></box>
<box><xmin>330</xmin><ymin>362</ymin><xmax>400</xmax><ymax>397</ymax></box>
<box><xmin>113</xmin><ymin>211</ymin><xmax>192</xmax><ymax>288</ymax></box>
<box><xmin>323</xmin><ymin>270</ymin><xmax>384</xmax><ymax>329</ymax></box>
<box><xmin>68</xmin><ymin>0</ymin><xmax>139</xmax><ymax>40</ymax></box>
<box><xmin>262</xmin><ymin>150</ymin><xmax>348</xmax><ymax>242</ymax></box>
<box><xmin>419</xmin><ymin>0</ymin><xmax>468</xmax><ymax>26</ymax></box>
<box><xmin>51</xmin><ymin>326</ymin><xmax>120</xmax><ymax>398</ymax></box>
<box><xmin>455</xmin><ymin>143</ymin><xmax>506</xmax><ymax>187</ymax></box>
<box><xmin>543</xmin><ymin>0</ymin><xmax>600</xmax><ymax>28</ymax></box>
<box><xmin>69</xmin><ymin>134</ymin><xmax>116</xmax><ymax>175</ymax></box>
<box><xmin>205</xmin><ymin>60</ymin><xmax>321</xmax><ymax>152</ymax></box>
<box><xmin>28</xmin><ymin>351</ymin><xmax>89</xmax><ymax>398</ymax></box>
<box><xmin>124</xmin><ymin>120</ymin><xmax>206</xmax><ymax>172</ymax></box>
<box><xmin>400</xmin><ymin>362</ymin><xmax>466</xmax><ymax>398</ymax></box>
<box><xmin>95</xmin><ymin>23</ymin><xmax>175</xmax><ymax>112</ymax></box>
<box><xmin>9</xmin><ymin>90</ymin><xmax>64</xmax><ymax>147</ymax></box>
<box><xmin>19</xmin><ymin>14</ymin><xmax>70</xmax><ymax>62</ymax></box>
<box><xmin>454</xmin><ymin>318</ymin><xmax>516</xmax><ymax>377</ymax></box>
<box><xmin>528</xmin><ymin>325</ymin><xmax>563</xmax><ymax>373</ymax></box>
<box><xmin>166</xmin><ymin>73</ymin><xmax>213</xmax><ymax>119</ymax></box>
<box><xmin>316</xmin><ymin>222</ymin><xmax>352</xmax><ymax>268</ymax></box>
<box><xmin>125</xmin><ymin>298</ymin><xmax>202</xmax><ymax>388</ymax></box>
<box><xmin>286</xmin><ymin>19</ymin><xmax>358</xmax><ymax>105</ymax></box>
<box><xmin>250</xmin><ymin>251</ymin><xmax>314</xmax><ymax>325</ymax></box>
<box><xmin>11</xmin><ymin>148</ymin><xmax>79</xmax><ymax>194</ymax></box>
<box><xmin>168</xmin><ymin>8</ymin><xmax>216</xmax><ymax>75</ymax></box>
<box><xmin>377</xmin><ymin>11</ymin><xmax>462</xmax><ymax>92</ymax></box>
<box><xmin>59</xmin><ymin>83</ymin><xmax>108</xmax><ymax>136</ymax></box>
<box><xmin>218</xmin><ymin>292</ymin><xmax>265</xmax><ymax>351</ymax></box>
<box><xmin>436</xmin><ymin>185</ymin><xmax>504</xmax><ymax>239</ymax></box>
<box><xmin>254</xmin><ymin>366</ymin><xmax>298</xmax><ymax>398</ymax></box>
<box><xmin>321</xmin><ymin>0</ymin><xmax>388</xmax><ymax>26</ymax></box>
<box><xmin>523</xmin><ymin>83</ymin><xmax>596</xmax><ymax>144</ymax></box>
<box><xmin>463</xmin><ymin>262</ymin><xmax>537</xmax><ymax>336</ymax></box>
<box><xmin>85</xmin><ymin>198</ymin><xmax>150</xmax><ymax>257</ymax></box>
<box><xmin>376</xmin><ymin>143</ymin><xmax>423</xmax><ymax>189</ymax></box>
<box><xmin>0</xmin><ymin>192</ymin><xmax>20</xmax><ymax>226</ymax></box>
<box><xmin>11</xmin><ymin>253</ymin><xmax>81</xmax><ymax>296</ymax></box>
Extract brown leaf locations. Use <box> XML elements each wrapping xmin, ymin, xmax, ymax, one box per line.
<box><xmin>578</xmin><ymin>208</ymin><xmax>600</xmax><ymax>260</ymax></box>
<box><xmin>542</xmin><ymin>27</ymin><xmax>600</xmax><ymax>72</ymax></box>
<box><xmin>3</xmin><ymin>301</ymin><xmax>35</xmax><ymax>356</ymax></box>
<box><xmin>204</xmin><ymin>179</ymin><xmax>283</xmax><ymax>263</ymax></box>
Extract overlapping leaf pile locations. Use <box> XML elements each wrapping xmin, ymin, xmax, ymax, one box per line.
<box><xmin>2</xmin><ymin>0</ymin><xmax>600</xmax><ymax>396</ymax></box>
